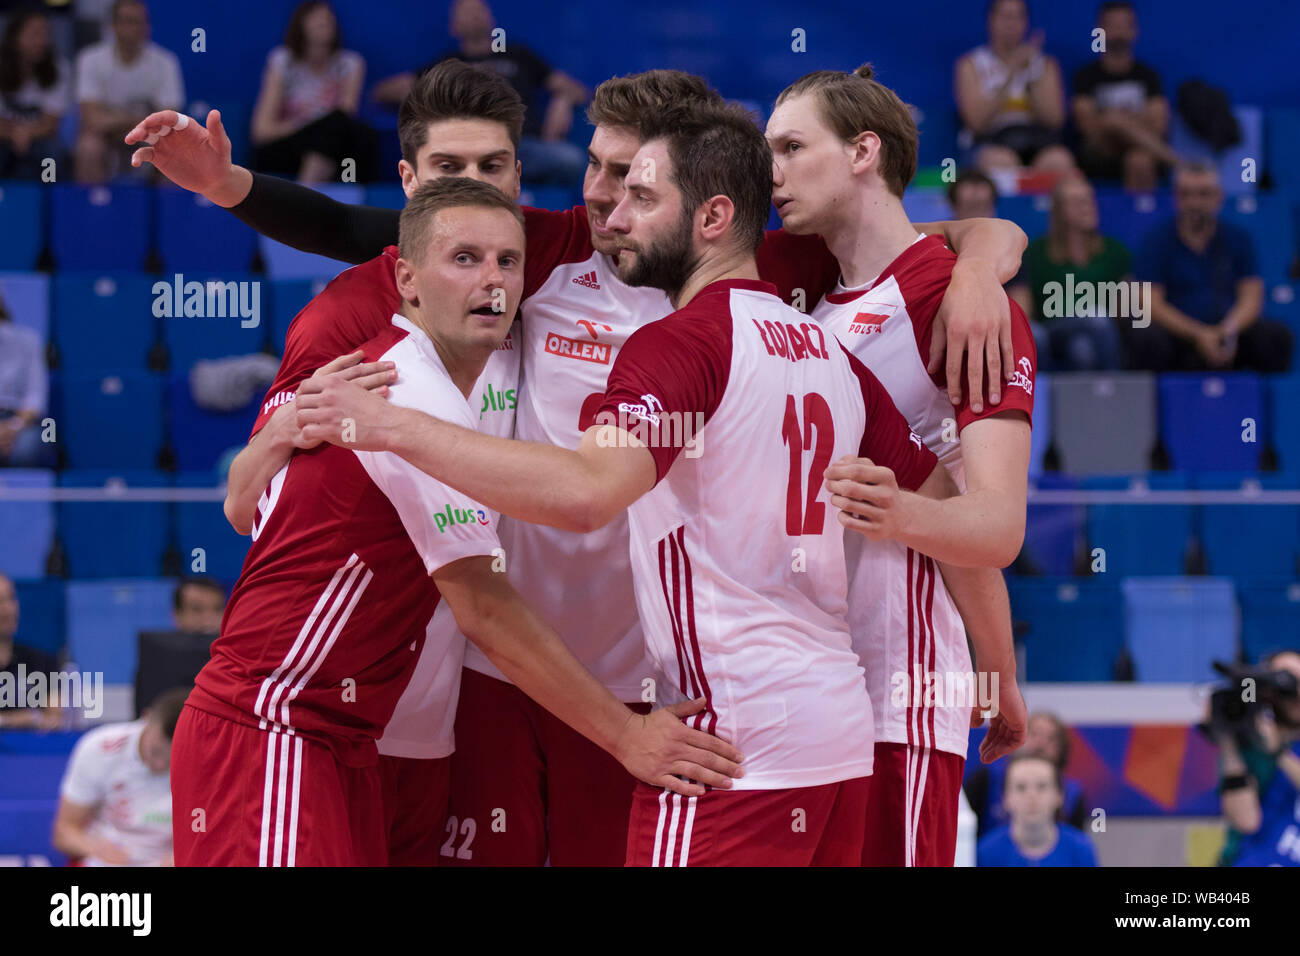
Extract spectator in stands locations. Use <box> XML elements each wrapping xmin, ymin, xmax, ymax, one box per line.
<box><xmin>172</xmin><ymin>576</ymin><xmax>224</xmax><ymax>635</ymax></box>
<box><xmin>74</xmin><ymin>0</ymin><xmax>184</xmax><ymax>183</ymax></box>
<box><xmin>954</xmin><ymin>0</ymin><xmax>1074</xmax><ymax>174</ymax></box>
<box><xmin>1008</xmin><ymin>174</ymin><xmax>1126</xmax><ymax>370</ymax></box>
<box><xmin>947</xmin><ymin>168</ymin><xmax>999</xmax><ymax>221</ymax></box>
<box><xmin>976</xmin><ymin>750</ymin><xmax>1099</xmax><ymax>866</ymax></box>
<box><xmin>0</xmin><ymin>572</ymin><xmax>61</xmax><ymax>730</ymax></box>
<box><xmin>249</xmin><ymin>1</ymin><xmax>379</xmax><ymax>184</ymax></box>
<box><xmin>966</xmin><ymin>710</ymin><xmax>1089</xmax><ymax>837</ymax></box>
<box><xmin>1213</xmin><ymin>650</ymin><xmax>1300</xmax><ymax>867</ymax></box>
<box><xmin>372</xmin><ymin>0</ymin><xmax>588</xmax><ymax>185</ymax></box>
<box><xmin>0</xmin><ymin>7</ymin><xmax>71</xmax><ymax>179</ymax></box>
<box><xmin>1129</xmin><ymin>162</ymin><xmax>1293</xmax><ymax>372</ymax></box>
<box><xmin>51</xmin><ymin>686</ymin><xmax>187</xmax><ymax>866</ymax></box>
<box><xmin>1071</xmin><ymin>2</ymin><xmax>1178</xmax><ymax>192</ymax></box>
<box><xmin>0</xmin><ymin>290</ymin><xmax>50</xmax><ymax>468</ymax></box>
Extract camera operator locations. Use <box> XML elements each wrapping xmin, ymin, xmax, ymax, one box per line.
<box><xmin>1208</xmin><ymin>650</ymin><xmax>1300</xmax><ymax>866</ymax></box>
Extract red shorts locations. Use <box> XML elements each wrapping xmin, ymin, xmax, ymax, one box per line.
<box><xmin>378</xmin><ymin>754</ymin><xmax>451</xmax><ymax>867</ymax></box>
<box><xmin>442</xmin><ymin>667</ymin><xmax>650</xmax><ymax>866</ymax></box>
<box><xmin>861</xmin><ymin>741</ymin><xmax>964</xmax><ymax>866</ymax></box>
<box><xmin>626</xmin><ymin>776</ymin><xmax>871</xmax><ymax>867</ymax></box>
<box><xmin>171</xmin><ymin>704</ymin><xmax>386</xmax><ymax>867</ymax></box>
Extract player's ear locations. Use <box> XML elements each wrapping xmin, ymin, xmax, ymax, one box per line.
<box><xmin>699</xmin><ymin>195</ymin><xmax>735</xmax><ymax>242</ymax></box>
<box><xmin>513</xmin><ymin>159</ymin><xmax>522</xmax><ymax>199</ymax></box>
<box><xmin>394</xmin><ymin>257</ymin><xmax>419</xmax><ymax>307</ymax></box>
<box><xmin>399</xmin><ymin>160</ymin><xmax>419</xmax><ymax>199</ymax></box>
<box><xmin>850</xmin><ymin>131</ymin><xmax>879</xmax><ymax>176</ymax></box>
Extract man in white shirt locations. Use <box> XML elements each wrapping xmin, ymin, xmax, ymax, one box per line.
<box><xmin>51</xmin><ymin>687</ymin><xmax>188</xmax><ymax>866</ymax></box>
<box><xmin>75</xmin><ymin>0</ymin><xmax>184</xmax><ymax>183</ymax></box>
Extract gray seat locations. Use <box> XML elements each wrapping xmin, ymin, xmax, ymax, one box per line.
<box><xmin>1051</xmin><ymin>372</ymin><xmax>1157</xmax><ymax>475</ymax></box>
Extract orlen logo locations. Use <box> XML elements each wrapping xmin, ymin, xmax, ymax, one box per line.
<box><xmin>545</xmin><ymin>332</ymin><xmax>610</xmax><ymax>364</ymax></box>
<box><xmin>434</xmin><ymin>504</ymin><xmax>490</xmax><ymax>533</ymax></box>
<box><xmin>848</xmin><ymin>312</ymin><xmax>888</xmax><ymax>335</ymax></box>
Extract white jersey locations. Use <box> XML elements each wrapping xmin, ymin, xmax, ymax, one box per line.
<box><xmin>811</xmin><ymin>235</ymin><xmax>1036</xmax><ymax>757</ymax></box>
<box><xmin>59</xmin><ymin>720</ymin><xmax>172</xmax><ymax>866</ymax></box>
<box><xmin>598</xmin><ymin>279</ymin><xmax>939</xmax><ymax>789</ymax></box>
<box><xmin>462</xmin><ymin>208</ymin><xmax>670</xmax><ymax>700</ymax></box>
<box><xmin>378</xmin><ymin>323</ymin><xmax>519</xmax><ymax>759</ymax></box>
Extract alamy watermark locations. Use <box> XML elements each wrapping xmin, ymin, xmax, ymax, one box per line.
<box><xmin>0</xmin><ymin>666</ymin><xmax>103</xmax><ymax>719</ymax></box>
<box><xmin>1040</xmin><ymin>275</ymin><xmax>1151</xmax><ymax>328</ymax></box>
<box><xmin>594</xmin><ymin>396</ymin><xmax>706</xmax><ymax>459</ymax></box>
<box><xmin>890</xmin><ymin>669</ymin><xmax>999</xmax><ymax>718</ymax></box>
<box><xmin>152</xmin><ymin>274</ymin><xmax>261</xmax><ymax>328</ymax></box>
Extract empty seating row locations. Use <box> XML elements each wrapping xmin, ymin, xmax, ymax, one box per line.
<box><xmin>1009</xmin><ymin>576</ymin><xmax>1300</xmax><ymax>683</ymax></box>
<box><xmin>0</xmin><ymin>470</ymin><xmax>248</xmax><ymax>585</ymax></box>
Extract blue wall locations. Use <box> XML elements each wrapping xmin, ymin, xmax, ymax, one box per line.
<box><xmin>150</xmin><ymin>0</ymin><xmax>1300</xmax><ymax>118</ymax></box>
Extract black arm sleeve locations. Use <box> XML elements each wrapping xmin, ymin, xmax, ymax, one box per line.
<box><xmin>228</xmin><ymin>172</ymin><xmax>401</xmax><ymax>265</ymax></box>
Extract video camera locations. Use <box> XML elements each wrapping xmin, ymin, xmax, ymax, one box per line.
<box><xmin>1200</xmin><ymin>660</ymin><xmax>1300</xmax><ymax>747</ymax></box>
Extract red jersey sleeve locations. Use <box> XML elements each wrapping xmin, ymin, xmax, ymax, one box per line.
<box><xmin>901</xmin><ymin>242</ymin><xmax>1038</xmax><ymax>431</ymax></box>
<box><xmin>595</xmin><ymin>309</ymin><xmax>731</xmax><ymax>484</ymax></box>
<box><xmin>522</xmin><ymin>205</ymin><xmax>591</xmax><ymax>298</ymax></box>
<box><xmin>756</xmin><ymin>229</ymin><xmax>841</xmax><ymax>310</ymax></box>
<box><xmin>841</xmin><ymin>344</ymin><xmax>938</xmax><ymax>492</ymax></box>
<box><xmin>249</xmin><ymin>250</ymin><xmax>402</xmax><ymax>438</ymax></box>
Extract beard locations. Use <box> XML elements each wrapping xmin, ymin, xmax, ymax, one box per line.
<box><xmin>616</xmin><ymin>207</ymin><xmax>696</xmax><ymax>298</ymax></box>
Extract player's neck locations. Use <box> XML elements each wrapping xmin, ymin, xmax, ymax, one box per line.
<box><xmin>405</xmin><ymin>310</ymin><xmax>491</xmax><ymax>399</ymax></box>
<box><xmin>1012</xmin><ymin>818</ymin><xmax>1058</xmax><ymax>853</ymax></box>
<box><xmin>672</xmin><ymin>250</ymin><xmax>759</xmax><ymax>310</ymax></box>
<box><xmin>823</xmin><ymin>189</ymin><xmax>921</xmax><ymax>289</ymax></box>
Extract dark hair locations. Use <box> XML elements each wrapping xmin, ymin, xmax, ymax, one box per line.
<box><xmin>173</xmin><ymin>576</ymin><xmax>224</xmax><ymax>612</ymax></box>
<box><xmin>283</xmin><ymin>1</ymin><xmax>340</xmax><ymax>59</ymax></box>
<box><xmin>146</xmin><ymin>687</ymin><xmax>191</xmax><ymax>740</ymax></box>
<box><xmin>776</xmin><ymin>63</ymin><xmax>918</xmax><ymax>199</ymax></box>
<box><xmin>399</xmin><ymin>177</ymin><xmax>524</xmax><ymax>265</ymax></box>
<box><xmin>637</xmin><ymin>101</ymin><xmax>771</xmax><ymax>255</ymax></box>
<box><xmin>987</xmin><ymin>0</ymin><xmax>1028</xmax><ymax>17</ymax></box>
<box><xmin>1028</xmin><ymin>710</ymin><xmax>1071</xmax><ymax>771</ymax></box>
<box><xmin>399</xmin><ymin>59</ymin><xmax>524</xmax><ymax>165</ymax></box>
<box><xmin>947</xmin><ymin>168</ymin><xmax>998</xmax><ymax>208</ymax></box>
<box><xmin>0</xmin><ymin>7</ymin><xmax>58</xmax><ymax>94</ymax></box>
<box><xmin>1005</xmin><ymin>749</ymin><xmax>1063</xmax><ymax>792</ymax></box>
<box><xmin>1098</xmin><ymin>1</ymin><xmax>1135</xmax><ymax>18</ymax></box>
<box><xmin>587</xmin><ymin>69</ymin><xmax>724</xmax><ymax>131</ymax></box>
<box><xmin>111</xmin><ymin>0</ymin><xmax>146</xmax><ymax>19</ymax></box>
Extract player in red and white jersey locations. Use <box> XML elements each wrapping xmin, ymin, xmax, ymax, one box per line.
<box><xmin>295</xmin><ymin>102</ymin><xmax>980</xmax><ymax>866</ymax></box>
<box><xmin>52</xmin><ymin>688</ymin><xmax>188</xmax><ymax>867</ymax></box>
<box><xmin>129</xmin><ymin>68</ymin><xmax>1025</xmax><ymax>865</ymax></box>
<box><xmin>171</xmin><ymin>180</ymin><xmax>742</xmax><ymax>867</ymax></box>
<box><xmin>764</xmin><ymin>66</ymin><xmax>1035</xmax><ymax>865</ymax></box>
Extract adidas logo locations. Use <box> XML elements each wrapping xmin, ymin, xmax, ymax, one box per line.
<box><xmin>572</xmin><ymin>270</ymin><xmax>600</xmax><ymax>290</ymax></box>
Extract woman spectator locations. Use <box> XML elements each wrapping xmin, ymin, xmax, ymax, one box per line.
<box><xmin>1009</xmin><ymin>175</ymin><xmax>1128</xmax><ymax>370</ymax></box>
<box><xmin>0</xmin><ymin>7</ymin><xmax>71</xmax><ymax>179</ymax></box>
<box><xmin>250</xmin><ymin>1</ymin><xmax>378</xmax><ymax>183</ymax></box>
<box><xmin>955</xmin><ymin>0</ymin><xmax>1074</xmax><ymax>174</ymax></box>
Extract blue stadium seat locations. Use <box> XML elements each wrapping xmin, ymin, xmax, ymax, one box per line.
<box><xmin>1084</xmin><ymin>473</ymin><xmax>1193</xmax><ymax>576</ymax></box>
<box><xmin>56</xmin><ymin>372</ymin><xmax>165</xmax><ymax>470</ymax></box>
<box><xmin>1021</xmin><ymin>474</ymin><xmax>1085</xmax><ymax>576</ymax></box>
<box><xmin>270</xmin><ymin>278</ymin><xmax>327</xmax><ymax>354</ymax></box>
<box><xmin>1095</xmin><ymin>188</ymin><xmax>1173</xmax><ymax>252</ymax></box>
<box><xmin>1007</xmin><ymin>577</ymin><xmax>1124</xmax><ymax>681</ymax></box>
<box><xmin>258</xmin><ymin>184</ymin><xmax>361</xmax><ymax>280</ymax></box>
<box><xmin>52</xmin><ymin>273</ymin><xmax>158</xmax><ymax>372</ymax></box>
<box><xmin>158</xmin><ymin>274</ymin><xmax>268</xmax><ymax>367</ymax></box>
<box><xmin>1222</xmin><ymin>193</ymin><xmax>1295</xmax><ymax>283</ymax></box>
<box><xmin>519</xmin><ymin>185</ymin><xmax>580</xmax><ymax>211</ymax></box>
<box><xmin>1196</xmin><ymin>472</ymin><xmax>1300</xmax><ymax>582</ymax></box>
<box><xmin>913</xmin><ymin>103</ymin><xmax>959</xmax><ymax>168</ymax></box>
<box><xmin>1028</xmin><ymin>370</ymin><xmax>1051</xmax><ymax>480</ymax></box>
<box><xmin>0</xmin><ymin>182</ymin><xmax>45</xmax><ymax>269</ymax></box>
<box><xmin>1271</xmin><ymin>375</ymin><xmax>1300</xmax><ymax>471</ymax></box>
<box><xmin>0</xmin><ymin>469</ymin><xmax>55</xmax><ymax>580</ymax></box>
<box><xmin>996</xmin><ymin>194</ymin><xmax>1049</xmax><ymax>239</ymax></box>
<box><xmin>65</xmin><ymin>578</ymin><xmax>177</xmax><ymax>683</ymax></box>
<box><xmin>174</xmin><ymin>472</ymin><xmax>251</xmax><ymax>585</ymax></box>
<box><xmin>166</xmin><ymin>373</ymin><xmax>260</xmax><ymax>472</ymax></box>
<box><xmin>1266</xmin><ymin>108</ymin><xmax>1300</xmax><ymax>190</ymax></box>
<box><xmin>11</xmin><ymin>578</ymin><xmax>65</xmax><ymax>657</ymax></box>
<box><xmin>1268</xmin><ymin>283</ymin><xmax>1300</xmax><ymax>337</ymax></box>
<box><xmin>0</xmin><ymin>272</ymin><xmax>50</xmax><ymax>341</ymax></box>
<box><xmin>1158</xmin><ymin>373</ymin><xmax>1267</xmax><ymax>472</ymax></box>
<box><xmin>1169</xmin><ymin>106</ymin><xmax>1262</xmax><ymax>197</ymax></box>
<box><xmin>50</xmin><ymin>184</ymin><xmax>152</xmax><ymax>271</ymax></box>
<box><xmin>156</xmin><ymin>187</ymin><xmax>258</xmax><ymax>272</ymax></box>
<box><xmin>364</xmin><ymin>183</ymin><xmax>407</xmax><ymax>211</ymax></box>
<box><xmin>901</xmin><ymin>187</ymin><xmax>952</xmax><ymax>225</ymax></box>
<box><xmin>1238</xmin><ymin>581</ymin><xmax>1300</xmax><ymax>662</ymax></box>
<box><xmin>58</xmin><ymin>471</ymin><xmax>171</xmax><ymax>579</ymax></box>
<box><xmin>1123</xmin><ymin>577</ymin><xmax>1238</xmax><ymax>682</ymax></box>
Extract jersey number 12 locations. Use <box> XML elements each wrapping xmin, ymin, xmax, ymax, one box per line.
<box><xmin>782</xmin><ymin>392</ymin><xmax>834</xmax><ymax>536</ymax></box>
